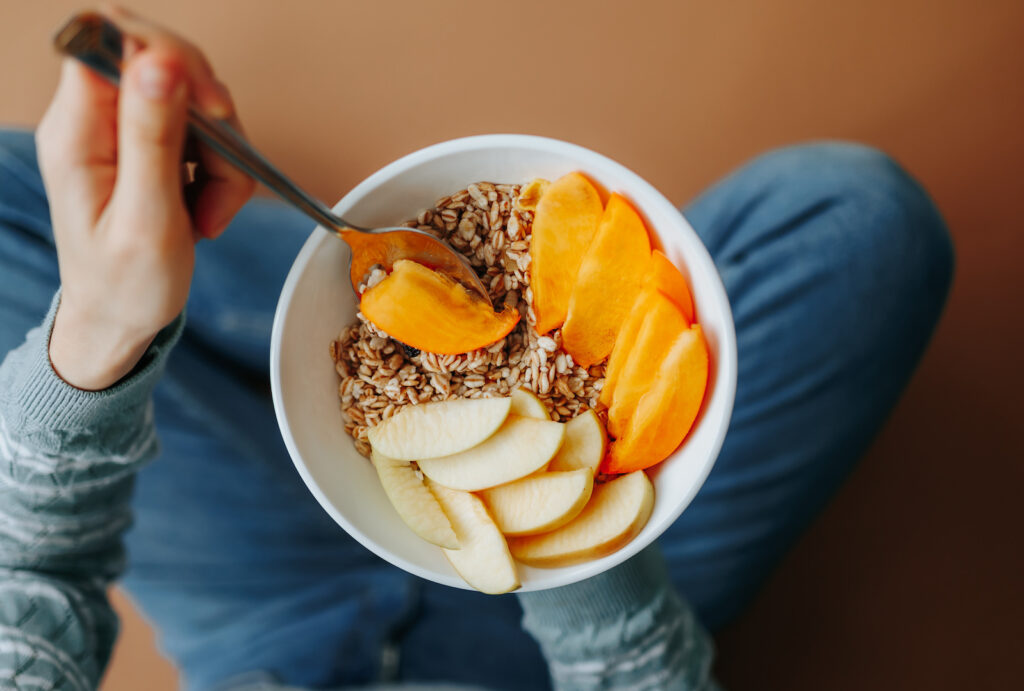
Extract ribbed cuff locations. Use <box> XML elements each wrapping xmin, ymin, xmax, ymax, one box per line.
<box><xmin>517</xmin><ymin>544</ymin><xmax>672</xmax><ymax>630</ymax></box>
<box><xmin>7</xmin><ymin>291</ymin><xmax>185</xmax><ymax>431</ymax></box>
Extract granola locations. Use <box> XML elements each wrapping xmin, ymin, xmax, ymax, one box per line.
<box><xmin>330</xmin><ymin>182</ymin><xmax>606</xmax><ymax>457</ymax></box>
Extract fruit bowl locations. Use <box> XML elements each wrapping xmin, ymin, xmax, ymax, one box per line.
<box><xmin>270</xmin><ymin>135</ymin><xmax>737</xmax><ymax>592</ymax></box>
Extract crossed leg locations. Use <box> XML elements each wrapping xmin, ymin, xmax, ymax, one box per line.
<box><xmin>0</xmin><ymin>130</ymin><xmax>952</xmax><ymax>689</ymax></box>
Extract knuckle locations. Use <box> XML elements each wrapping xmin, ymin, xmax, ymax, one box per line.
<box><xmin>104</xmin><ymin>233</ymin><xmax>140</xmax><ymax>265</ymax></box>
<box><xmin>129</xmin><ymin>118</ymin><xmax>181</xmax><ymax>149</ymax></box>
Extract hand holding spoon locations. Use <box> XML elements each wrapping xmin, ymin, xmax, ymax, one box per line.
<box><xmin>53</xmin><ymin>12</ymin><xmax>491</xmax><ymax>304</ymax></box>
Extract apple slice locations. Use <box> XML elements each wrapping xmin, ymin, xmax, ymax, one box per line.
<box><xmin>511</xmin><ymin>387</ymin><xmax>550</xmax><ymax>420</ymax></box>
<box><xmin>480</xmin><ymin>469</ymin><xmax>594</xmax><ymax>537</ymax></box>
<box><xmin>371</xmin><ymin>451</ymin><xmax>458</xmax><ymax>549</ymax></box>
<box><xmin>510</xmin><ymin>390</ymin><xmax>554</xmax><ymax>475</ymax></box>
<box><xmin>508</xmin><ymin>470</ymin><xmax>654</xmax><ymax>568</ymax></box>
<box><xmin>367</xmin><ymin>397</ymin><xmax>512</xmax><ymax>461</ymax></box>
<box><xmin>428</xmin><ymin>480</ymin><xmax>520</xmax><ymax>594</ymax></box>
<box><xmin>547</xmin><ymin>409</ymin><xmax>606</xmax><ymax>476</ymax></box>
<box><xmin>417</xmin><ymin>415</ymin><xmax>565</xmax><ymax>491</ymax></box>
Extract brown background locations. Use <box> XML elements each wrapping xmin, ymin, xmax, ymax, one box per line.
<box><xmin>2</xmin><ymin>0</ymin><xmax>1022</xmax><ymax>688</ymax></box>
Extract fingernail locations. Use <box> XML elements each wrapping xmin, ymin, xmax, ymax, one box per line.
<box><xmin>137</xmin><ymin>62</ymin><xmax>177</xmax><ymax>100</ymax></box>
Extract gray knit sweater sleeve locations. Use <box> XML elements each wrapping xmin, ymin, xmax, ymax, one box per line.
<box><xmin>1</xmin><ymin>294</ymin><xmax>718</xmax><ymax>691</ymax></box>
<box><xmin>0</xmin><ymin>293</ymin><xmax>183</xmax><ymax>689</ymax></box>
<box><xmin>517</xmin><ymin>546</ymin><xmax>719</xmax><ymax>690</ymax></box>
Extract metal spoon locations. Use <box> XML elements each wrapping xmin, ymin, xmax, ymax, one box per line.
<box><xmin>53</xmin><ymin>12</ymin><xmax>491</xmax><ymax>304</ymax></box>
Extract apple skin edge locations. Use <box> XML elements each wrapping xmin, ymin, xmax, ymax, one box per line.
<box><xmin>429</xmin><ymin>480</ymin><xmax>521</xmax><ymax>595</ymax></box>
<box><xmin>416</xmin><ymin>416</ymin><xmax>565</xmax><ymax>492</ymax></box>
<box><xmin>368</xmin><ymin>397</ymin><xmax>512</xmax><ymax>461</ymax></box>
<box><xmin>508</xmin><ymin>470</ymin><xmax>654</xmax><ymax>569</ymax></box>
<box><xmin>480</xmin><ymin>468</ymin><xmax>595</xmax><ymax>537</ymax></box>
<box><xmin>371</xmin><ymin>451</ymin><xmax>459</xmax><ymax>550</ymax></box>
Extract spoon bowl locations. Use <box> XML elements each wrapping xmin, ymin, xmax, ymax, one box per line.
<box><xmin>339</xmin><ymin>226</ymin><xmax>485</xmax><ymax>295</ymax></box>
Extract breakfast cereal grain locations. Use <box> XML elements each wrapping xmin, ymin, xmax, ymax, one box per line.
<box><xmin>330</xmin><ymin>182</ymin><xmax>606</xmax><ymax>457</ymax></box>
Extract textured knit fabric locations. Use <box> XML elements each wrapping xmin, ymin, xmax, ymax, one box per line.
<box><xmin>0</xmin><ymin>128</ymin><xmax>954</xmax><ymax>690</ymax></box>
<box><xmin>518</xmin><ymin>547</ymin><xmax>718</xmax><ymax>690</ymax></box>
<box><xmin>0</xmin><ymin>293</ymin><xmax>184</xmax><ymax>689</ymax></box>
<box><xmin>0</xmin><ymin>306</ymin><xmax>714</xmax><ymax>691</ymax></box>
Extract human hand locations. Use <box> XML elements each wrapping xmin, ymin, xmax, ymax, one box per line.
<box><xmin>37</xmin><ymin>8</ymin><xmax>254</xmax><ymax>390</ymax></box>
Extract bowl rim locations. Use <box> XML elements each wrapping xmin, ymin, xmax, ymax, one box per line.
<box><xmin>270</xmin><ymin>133</ymin><xmax>737</xmax><ymax>592</ymax></box>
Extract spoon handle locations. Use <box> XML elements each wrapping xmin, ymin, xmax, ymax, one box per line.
<box><xmin>53</xmin><ymin>12</ymin><xmax>351</xmax><ymax>235</ymax></box>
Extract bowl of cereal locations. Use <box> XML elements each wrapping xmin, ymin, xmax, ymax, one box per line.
<box><xmin>270</xmin><ymin>135</ymin><xmax>737</xmax><ymax>593</ymax></box>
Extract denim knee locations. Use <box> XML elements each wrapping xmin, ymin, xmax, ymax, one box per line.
<box><xmin>0</xmin><ymin>129</ymin><xmax>41</xmax><ymax>182</ymax></box>
<box><xmin>757</xmin><ymin>141</ymin><xmax>954</xmax><ymax>307</ymax></box>
<box><xmin>0</xmin><ymin>128</ymin><xmax>38</xmax><ymax>159</ymax></box>
<box><xmin>0</xmin><ymin>129</ymin><xmax>48</xmax><ymax>225</ymax></box>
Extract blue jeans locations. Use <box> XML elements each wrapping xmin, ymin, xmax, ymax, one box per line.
<box><xmin>0</xmin><ymin>129</ymin><xmax>953</xmax><ymax>690</ymax></box>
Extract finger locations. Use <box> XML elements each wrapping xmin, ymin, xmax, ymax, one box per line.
<box><xmin>114</xmin><ymin>48</ymin><xmax>189</xmax><ymax>205</ymax></box>
<box><xmin>190</xmin><ymin>100</ymin><xmax>255</xmax><ymax>238</ymax></box>
<box><xmin>36</xmin><ymin>59</ymin><xmax>119</xmax><ymax>204</ymax></box>
<box><xmin>101</xmin><ymin>5</ymin><xmax>233</xmax><ymax>119</ymax></box>
<box><xmin>190</xmin><ymin>178</ymin><xmax>255</xmax><ymax>240</ymax></box>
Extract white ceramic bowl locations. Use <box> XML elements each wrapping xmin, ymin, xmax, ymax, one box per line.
<box><xmin>270</xmin><ymin>135</ymin><xmax>737</xmax><ymax>592</ymax></box>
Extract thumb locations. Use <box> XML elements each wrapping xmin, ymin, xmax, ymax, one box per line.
<box><xmin>116</xmin><ymin>50</ymin><xmax>188</xmax><ymax>199</ymax></box>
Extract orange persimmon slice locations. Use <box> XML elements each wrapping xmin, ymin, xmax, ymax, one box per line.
<box><xmin>562</xmin><ymin>194</ymin><xmax>652</xmax><ymax>369</ymax></box>
<box><xmin>602</xmin><ymin>325</ymin><xmax>709</xmax><ymax>474</ymax></box>
<box><xmin>598</xmin><ymin>287</ymin><xmax>657</xmax><ymax>408</ymax></box>
<box><xmin>530</xmin><ymin>172</ymin><xmax>604</xmax><ymax>334</ymax></box>
<box><xmin>606</xmin><ymin>291</ymin><xmax>689</xmax><ymax>439</ymax></box>
<box><xmin>360</xmin><ymin>260</ymin><xmax>519</xmax><ymax>354</ymax></box>
<box><xmin>647</xmin><ymin>250</ymin><xmax>695</xmax><ymax>324</ymax></box>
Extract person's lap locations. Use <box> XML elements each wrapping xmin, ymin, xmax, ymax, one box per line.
<box><xmin>661</xmin><ymin>143</ymin><xmax>953</xmax><ymax>628</ymax></box>
<box><xmin>0</xmin><ymin>128</ymin><xmax>953</xmax><ymax>689</ymax></box>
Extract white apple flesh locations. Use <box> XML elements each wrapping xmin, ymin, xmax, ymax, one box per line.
<box><xmin>547</xmin><ymin>409</ymin><xmax>606</xmax><ymax>475</ymax></box>
<box><xmin>428</xmin><ymin>480</ymin><xmax>520</xmax><ymax>594</ymax></box>
<box><xmin>510</xmin><ymin>387</ymin><xmax>550</xmax><ymax>420</ymax></box>
<box><xmin>367</xmin><ymin>397</ymin><xmax>512</xmax><ymax>461</ymax></box>
<box><xmin>508</xmin><ymin>470</ymin><xmax>654</xmax><ymax>568</ymax></box>
<box><xmin>417</xmin><ymin>415</ymin><xmax>565</xmax><ymax>491</ymax></box>
<box><xmin>370</xmin><ymin>451</ymin><xmax>459</xmax><ymax>549</ymax></box>
<box><xmin>511</xmin><ymin>388</ymin><xmax>554</xmax><ymax>476</ymax></box>
<box><xmin>480</xmin><ymin>468</ymin><xmax>594</xmax><ymax>536</ymax></box>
